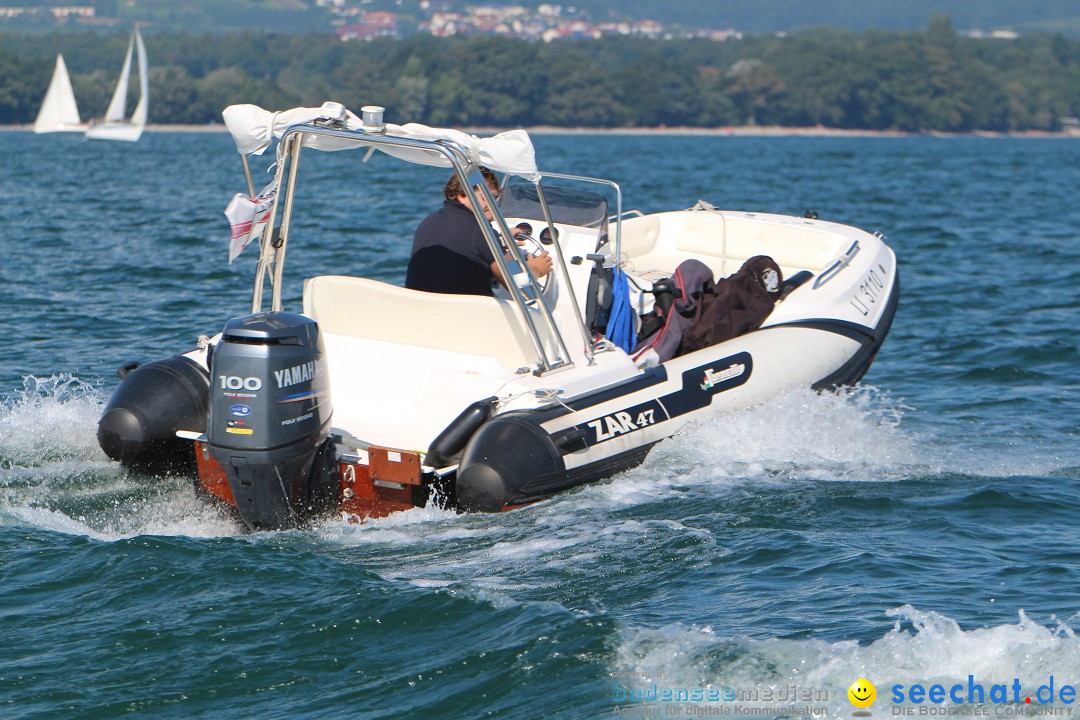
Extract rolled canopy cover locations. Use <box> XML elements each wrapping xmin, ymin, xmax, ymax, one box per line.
<box><xmin>221</xmin><ymin>103</ymin><xmax>364</xmax><ymax>155</ymax></box>
<box><xmin>385</xmin><ymin>123</ymin><xmax>538</xmax><ymax>180</ymax></box>
<box><xmin>221</xmin><ymin>103</ymin><xmax>539</xmax><ymax>179</ymax></box>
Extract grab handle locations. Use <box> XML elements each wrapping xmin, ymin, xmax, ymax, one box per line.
<box><xmin>813</xmin><ymin>240</ymin><xmax>860</xmax><ymax>289</ymax></box>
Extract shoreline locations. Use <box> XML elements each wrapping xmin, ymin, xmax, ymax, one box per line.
<box><xmin>3</xmin><ymin>123</ymin><xmax>1076</xmax><ymax>138</ymax></box>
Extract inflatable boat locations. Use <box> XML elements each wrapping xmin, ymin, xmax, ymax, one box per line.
<box><xmin>97</xmin><ymin>102</ymin><xmax>899</xmax><ymax>531</ymax></box>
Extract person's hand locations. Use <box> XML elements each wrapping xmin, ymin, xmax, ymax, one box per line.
<box><xmin>528</xmin><ymin>252</ymin><xmax>553</xmax><ymax>278</ymax></box>
<box><xmin>513</xmin><ymin>223</ymin><xmax>532</xmax><ymax>244</ymax></box>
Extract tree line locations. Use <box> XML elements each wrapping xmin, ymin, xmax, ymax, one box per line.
<box><xmin>2</xmin><ymin>15</ymin><xmax>1078</xmax><ymax>131</ymax></box>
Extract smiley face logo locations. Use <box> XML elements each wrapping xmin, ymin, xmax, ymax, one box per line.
<box><xmin>848</xmin><ymin>679</ymin><xmax>876</xmax><ymax>708</ymax></box>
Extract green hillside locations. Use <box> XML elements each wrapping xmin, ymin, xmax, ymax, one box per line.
<box><xmin>3</xmin><ymin>17</ymin><xmax>1078</xmax><ymax>131</ymax></box>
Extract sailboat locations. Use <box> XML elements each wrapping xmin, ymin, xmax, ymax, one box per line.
<box><xmin>33</xmin><ymin>54</ymin><xmax>85</xmax><ymax>133</ymax></box>
<box><xmin>85</xmin><ymin>27</ymin><xmax>148</xmax><ymax>142</ymax></box>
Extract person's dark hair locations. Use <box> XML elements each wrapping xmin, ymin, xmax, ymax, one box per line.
<box><xmin>444</xmin><ymin>166</ymin><xmax>499</xmax><ymax>201</ymax></box>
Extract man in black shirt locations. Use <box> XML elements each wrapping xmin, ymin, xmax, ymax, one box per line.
<box><xmin>406</xmin><ymin>168</ymin><xmax>552</xmax><ymax>296</ymax></box>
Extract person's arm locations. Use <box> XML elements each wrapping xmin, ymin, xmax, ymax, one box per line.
<box><xmin>490</xmin><ymin>259</ymin><xmax>508</xmax><ymax>288</ymax></box>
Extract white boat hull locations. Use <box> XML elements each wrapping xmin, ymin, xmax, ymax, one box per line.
<box><xmin>85</xmin><ymin>123</ymin><xmax>145</xmax><ymax>142</ymax></box>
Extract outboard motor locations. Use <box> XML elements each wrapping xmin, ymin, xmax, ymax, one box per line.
<box><xmin>207</xmin><ymin>312</ymin><xmax>334</xmax><ymax>531</ymax></box>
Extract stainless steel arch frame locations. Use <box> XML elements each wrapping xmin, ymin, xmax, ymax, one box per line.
<box><xmin>250</xmin><ymin>122</ymin><xmax>581</xmax><ymax>374</ymax></box>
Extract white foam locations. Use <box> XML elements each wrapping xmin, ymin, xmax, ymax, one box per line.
<box><xmin>1</xmin><ymin>470</ymin><xmax>244</xmax><ymax>539</ymax></box>
<box><xmin>316</xmin><ymin>502</ymin><xmax>467</xmax><ymax>545</ymax></box>
<box><xmin>611</xmin><ymin>605</ymin><xmax>1080</xmax><ymax>718</ymax></box>
<box><xmin>2</xmin><ymin>504</ymin><xmax>113</xmax><ymax>539</ymax></box>
<box><xmin>658</xmin><ymin>385</ymin><xmax>924</xmax><ymax>482</ymax></box>
<box><xmin>0</xmin><ymin>374</ymin><xmax>246</xmax><ymax>539</ymax></box>
<box><xmin>97</xmin><ymin>484</ymin><xmax>244</xmax><ymax>539</ymax></box>
<box><xmin>1</xmin><ymin>479</ymin><xmax>244</xmax><ymax>538</ymax></box>
<box><xmin>0</xmin><ymin>374</ymin><xmax>106</xmax><ymax>467</ymax></box>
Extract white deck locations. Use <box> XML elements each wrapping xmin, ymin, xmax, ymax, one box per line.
<box><xmin>620</xmin><ymin>210</ymin><xmax>852</xmax><ymax>280</ymax></box>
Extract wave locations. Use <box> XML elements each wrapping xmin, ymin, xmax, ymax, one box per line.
<box><xmin>611</xmin><ymin>605</ymin><xmax>1080</xmax><ymax>719</ymax></box>
<box><xmin>310</xmin><ymin>387</ymin><xmax>927</xmax><ymax>602</ymax></box>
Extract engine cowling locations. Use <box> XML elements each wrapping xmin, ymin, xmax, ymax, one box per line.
<box><xmin>207</xmin><ymin>311</ymin><xmax>334</xmax><ymax>530</ymax></box>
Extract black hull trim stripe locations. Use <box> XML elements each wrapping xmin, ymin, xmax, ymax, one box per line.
<box><xmin>559</xmin><ymin>364</ymin><xmax>668</xmax><ymax>413</ymax></box>
<box><xmin>548</xmin><ymin>351</ymin><xmax>753</xmax><ymax>454</ymax></box>
<box><xmin>770</xmin><ymin>318</ymin><xmax>876</xmax><ymax>343</ymax></box>
<box><xmin>558</xmin><ymin>315</ymin><xmax>882</xmax><ymax>418</ymax></box>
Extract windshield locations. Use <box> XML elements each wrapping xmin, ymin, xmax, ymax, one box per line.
<box><xmin>499</xmin><ymin>183</ymin><xmax>609</xmax><ymax>229</ymax></box>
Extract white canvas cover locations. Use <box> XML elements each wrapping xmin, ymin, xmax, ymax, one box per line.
<box><xmin>383</xmin><ymin>123</ymin><xmax>538</xmax><ymax>180</ymax></box>
<box><xmin>221</xmin><ymin>104</ymin><xmax>365</xmax><ymax>155</ymax></box>
<box><xmin>221</xmin><ymin>103</ymin><xmax>539</xmax><ymax>179</ymax></box>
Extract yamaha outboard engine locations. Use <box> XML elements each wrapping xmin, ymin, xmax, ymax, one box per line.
<box><xmin>207</xmin><ymin>312</ymin><xmax>335</xmax><ymax>531</ymax></box>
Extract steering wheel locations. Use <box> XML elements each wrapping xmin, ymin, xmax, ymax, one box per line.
<box><xmin>508</xmin><ymin>222</ymin><xmax>554</xmax><ymax>300</ymax></box>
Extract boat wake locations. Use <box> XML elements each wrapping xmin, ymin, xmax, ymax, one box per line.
<box><xmin>0</xmin><ymin>377</ymin><xmax>1062</xmax><ymax>544</ymax></box>
<box><xmin>312</xmin><ymin>386</ymin><xmax>927</xmax><ymax>598</ymax></box>
<box><xmin>0</xmin><ymin>374</ymin><xmax>241</xmax><ymax>538</ymax></box>
<box><xmin>599</xmin><ymin>384</ymin><xmax>922</xmax><ymax>502</ymax></box>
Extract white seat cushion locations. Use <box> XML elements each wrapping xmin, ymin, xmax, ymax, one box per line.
<box><xmin>303</xmin><ymin>275</ymin><xmax>539</xmax><ymax>370</ymax></box>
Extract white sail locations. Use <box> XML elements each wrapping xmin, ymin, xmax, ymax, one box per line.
<box><xmin>33</xmin><ymin>54</ymin><xmax>84</xmax><ymax>133</ymax></box>
<box><xmin>86</xmin><ymin>27</ymin><xmax>148</xmax><ymax>142</ymax></box>
<box><xmin>102</xmin><ymin>33</ymin><xmax>134</xmax><ymax>123</ymax></box>
<box><xmin>130</xmin><ymin>27</ymin><xmax>149</xmax><ymax>128</ymax></box>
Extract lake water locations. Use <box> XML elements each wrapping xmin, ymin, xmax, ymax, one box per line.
<box><xmin>1</xmin><ymin>130</ymin><xmax>1078</xmax><ymax>719</ymax></box>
